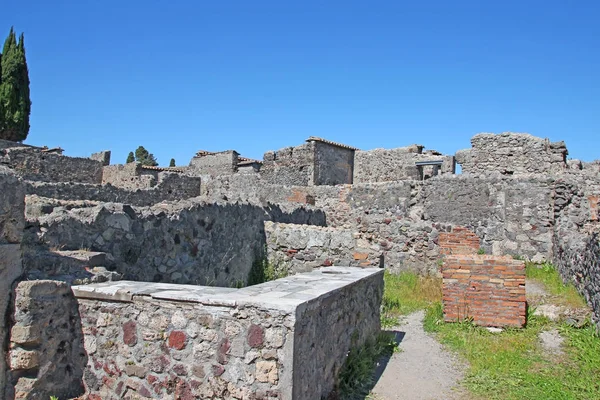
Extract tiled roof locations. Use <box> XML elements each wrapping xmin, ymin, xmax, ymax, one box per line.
<box><xmin>194</xmin><ymin>149</ymin><xmax>240</xmax><ymax>158</ymax></box>
<box><xmin>306</xmin><ymin>136</ymin><xmax>359</xmax><ymax>151</ymax></box>
<box><xmin>141</xmin><ymin>165</ymin><xmax>186</xmax><ymax>173</ymax></box>
<box><xmin>237</xmin><ymin>156</ymin><xmax>263</xmax><ymax>166</ymax></box>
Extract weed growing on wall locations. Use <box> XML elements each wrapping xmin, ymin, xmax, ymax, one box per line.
<box><xmin>247</xmin><ymin>256</ymin><xmax>287</xmax><ymax>286</ymax></box>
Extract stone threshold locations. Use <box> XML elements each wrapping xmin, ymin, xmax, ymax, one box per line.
<box><xmin>72</xmin><ymin>266</ymin><xmax>382</xmax><ymax>312</ymax></box>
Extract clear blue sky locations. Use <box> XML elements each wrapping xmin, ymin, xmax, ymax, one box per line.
<box><xmin>2</xmin><ymin>1</ymin><xmax>599</xmax><ymax>165</ymax></box>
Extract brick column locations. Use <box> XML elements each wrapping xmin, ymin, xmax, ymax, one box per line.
<box><xmin>442</xmin><ymin>255</ymin><xmax>526</xmax><ymax>327</ymax></box>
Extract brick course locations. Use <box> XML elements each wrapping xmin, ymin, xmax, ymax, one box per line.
<box><xmin>439</xmin><ymin>227</ymin><xmax>480</xmax><ymax>255</ymax></box>
<box><xmin>442</xmin><ymin>255</ymin><xmax>526</xmax><ymax>327</ymax></box>
<box><xmin>588</xmin><ymin>195</ymin><xmax>599</xmax><ymax>221</ymax></box>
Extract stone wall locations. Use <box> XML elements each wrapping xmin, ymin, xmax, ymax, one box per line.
<box><xmin>553</xmin><ymin>231</ymin><xmax>600</xmax><ymax>326</ymax></box>
<box><xmin>1</xmin><ymin>145</ymin><xmax>104</xmax><ymax>184</ymax></box>
<box><xmin>0</xmin><ymin>167</ymin><xmax>26</xmax><ymax>395</ymax></box>
<box><xmin>24</xmin><ymin>198</ymin><xmax>325</xmax><ymax>286</ymax></box>
<box><xmin>0</xmin><ymin>139</ymin><xmax>35</xmax><ymax>150</ymax></box>
<box><xmin>188</xmin><ymin>151</ymin><xmax>239</xmax><ymax>177</ymax></box>
<box><xmin>200</xmin><ymin>173</ymin><xmax>561</xmax><ymax>270</ymax></box>
<box><xmin>456</xmin><ymin>132</ymin><xmax>568</xmax><ymax>175</ymax></box>
<box><xmin>26</xmin><ymin>172</ymin><xmax>201</xmax><ymax>207</ymax></box>
<box><xmin>90</xmin><ymin>151</ymin><xmax>111</xmax><ymax>166</ymax></box>
<box><xmin>261</xmin><ymin>143</ymin><xmax>315</xmax><ymax>186</ymax></box>
<box><xmin>102</xmin><ymin>162</ymin><xmax>172</xmax><ymax>189</ymax></box>
<box><xmin>442</xmin><ymin>255</ymin><xmax>526</xmax><ymax>327</ymax></box>
<box><xmin>422</xmin><ymin>175</ymin><xmax>555</xmax><ymax>261</ymax></box>
<box><xmin>201</xmin><ymin>178</ymin><xmax>450</xmax><ymax>272</ymax></box>
<box><xmin>264</xmin><ymin>222</ymin><xmax>381</xmax><ymax>274</ymax></box>
<box><xmin>71</xmin><ymin>267</ymin><xmax>382</xmax><ymax>399</ymax></box>
<box><xmin>6</xmin><ymin>280</ymin><xmax>86</xmax><ymax>400</ymax></box>
<box><xmin>552</xmin><ymin>174</ymin><xmax>600</xmax><ymax>326</ymax></box>
<box><xmin>313</xmin><ymin>142</ymin><xmax>354</xmax><ymax>185</ymax></box>
<box><xmin>354</xmin><ymin>145</ymin><xmax>455</xmax><ymax>183</ymax></box>
<box><xmin>292</xmin><ymin>268</ymin><xmax>382</xmax><ymax>399</ymax></box>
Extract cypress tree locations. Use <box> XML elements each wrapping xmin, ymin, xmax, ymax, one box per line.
<box><xmin>0</xmin><ymin>27</ymin><xmax>31</xmax><ymax>141</ymax></box>
<box><xmin>126</xmin><ymin>151</ymin><xmax>135</xmax><ymax>163</ymax></box>
<box><xmin>169</xmin><ymin>158</ymin><xmax>176</xmax><ymax>167</ymax></box>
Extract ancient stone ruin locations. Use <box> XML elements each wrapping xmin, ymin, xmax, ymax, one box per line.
<box><xmin>0</xmin><ymin>132</ymin><xmax>599</xmax><ymax>399</ymax></box>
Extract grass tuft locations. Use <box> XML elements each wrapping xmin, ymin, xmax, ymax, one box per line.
<box><xmin>525</xmin><ymin>262</ymin><xmax>587</xmax><ymax>308</ymax></box>
<box><xmin>336</xmin><ymin>332</ymin><xmax>398</xmax><ymax>399</ymax></box>
<box><xmin>381</xmin><ymin>271</ymin><xmax>441</xmax><ymax>327</ymax></box>
<box><xmin>421</xmin><ymin>261</ymin><xmax>599</xmax><ymax>400</ymax></box>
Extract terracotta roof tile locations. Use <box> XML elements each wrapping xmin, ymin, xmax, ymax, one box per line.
<box><xmin>141</xmin><ymin>165</ymin><xmax>186</xmax><ymax>173</ymax></box>
<box><xmin>306</xmin><ymin>136</ymin><xmax>359</xmax><ymax>151</ymax></box>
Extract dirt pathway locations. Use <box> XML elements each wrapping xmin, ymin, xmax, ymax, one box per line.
<box><xmin>369</xmin><ymin>311</ymin><xmax>467</xmax><ymax>400</ymax></box>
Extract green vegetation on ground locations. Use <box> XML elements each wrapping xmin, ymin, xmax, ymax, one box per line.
<box><xmin>381</xmin><ymin>270</ymin><xmax>441</xmax><ymax>328</ymax></box>
<box><xmin>423</xmin><ymin>305</ymin><xmax>599</xmax><ymax>399</ymax></box>
<box><xmin>525</xmin><ymin>261</ymin><xmax>588</xmax><ymax>308</ymax></box>
<box><xmin>416</xmin><ymin>262</ymin><xmax>599</xmax><ymax>400</ymax></box>
<box><xmin>381</xmin><ymin>264</ymin><xmax>599</xmax><ymax>399</ymax></box>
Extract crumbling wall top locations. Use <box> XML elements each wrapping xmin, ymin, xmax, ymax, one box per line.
<box><xmin>456</xmin><ymin>132</ymin><xmax>568</xmax><ymax>175</ymax></box>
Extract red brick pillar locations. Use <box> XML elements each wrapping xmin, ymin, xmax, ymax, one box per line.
<box><xmin>442</xmin><ymin>255</ymin><xmax>526</xmax><ymax>328</ymax></box>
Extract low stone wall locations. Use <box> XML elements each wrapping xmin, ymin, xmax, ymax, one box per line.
<box><xmin>0</xmin><ymin>167</ymin><xmax>26</xmax><ymax>394</ymax></box>
<box><xmin>0</xmin><ymin>145</ymin><xmax>104</xmax><ymax>184</ymax></box>
<box><xmin>442</xmin><ymin>255</ymin><xmax>526</xmax><ymax>327</ymax></box>
<box><xmin>102</xmin><ymin>163</ymin><xmax>157</xmax><ymax>189</ymax></box>
<box><xmin>25</xmin><ymin>198</ymin><xmax>325</xmax><ymax>286</ymax></box>
<box><xmin>265</xmin><ymin>222</ymin><xmax>381</xmax><ymax>274</ymax></box>
<box><xmin>292</xmin><ymin>268</ymin><xmax>382</xmax><ymax>399</ymax></box>
<box><xmin>25</xmin><ymin>172</ymin><xmax>201</xmax><ymax>206</ymax></box>
<box><xmin>70</xmin><ymin>267</ymin><xmax>382</xmax><ymax>400</ymax></box>
<box><xmin>6</xmin><ymin>280</ymin><xmax>86</xmax><ymax>400</ymax></box>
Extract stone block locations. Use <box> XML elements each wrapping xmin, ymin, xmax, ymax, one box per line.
<box><xmin>10</xmin><ymin>325</ymin><xmax>42</xmax><ymax>346</ymax></box>
<box><xmin>9</xmin><ymin>348</ymin><xmax>40</xmax><ymax>370</ymax></box>
<box><xmin>255</xmin><ymin>360</ymin><xmax>278</xmax><ymax>384</ymax></box>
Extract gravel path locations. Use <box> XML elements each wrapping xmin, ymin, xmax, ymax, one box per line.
<box><xmin>370</xmin><ymin>311</ymin><xmax>467</xmax><ymax>400</ymax></box>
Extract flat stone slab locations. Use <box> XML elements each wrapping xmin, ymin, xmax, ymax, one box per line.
<box><xmin>53</xmin><ymin>250</ymin><xmax>107</xmax><ymax>266</ymax></box>
<box><xmin>72</xmin><ymin>266</ymin><xmax>382</xmax><ymax>311</ymax></box>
